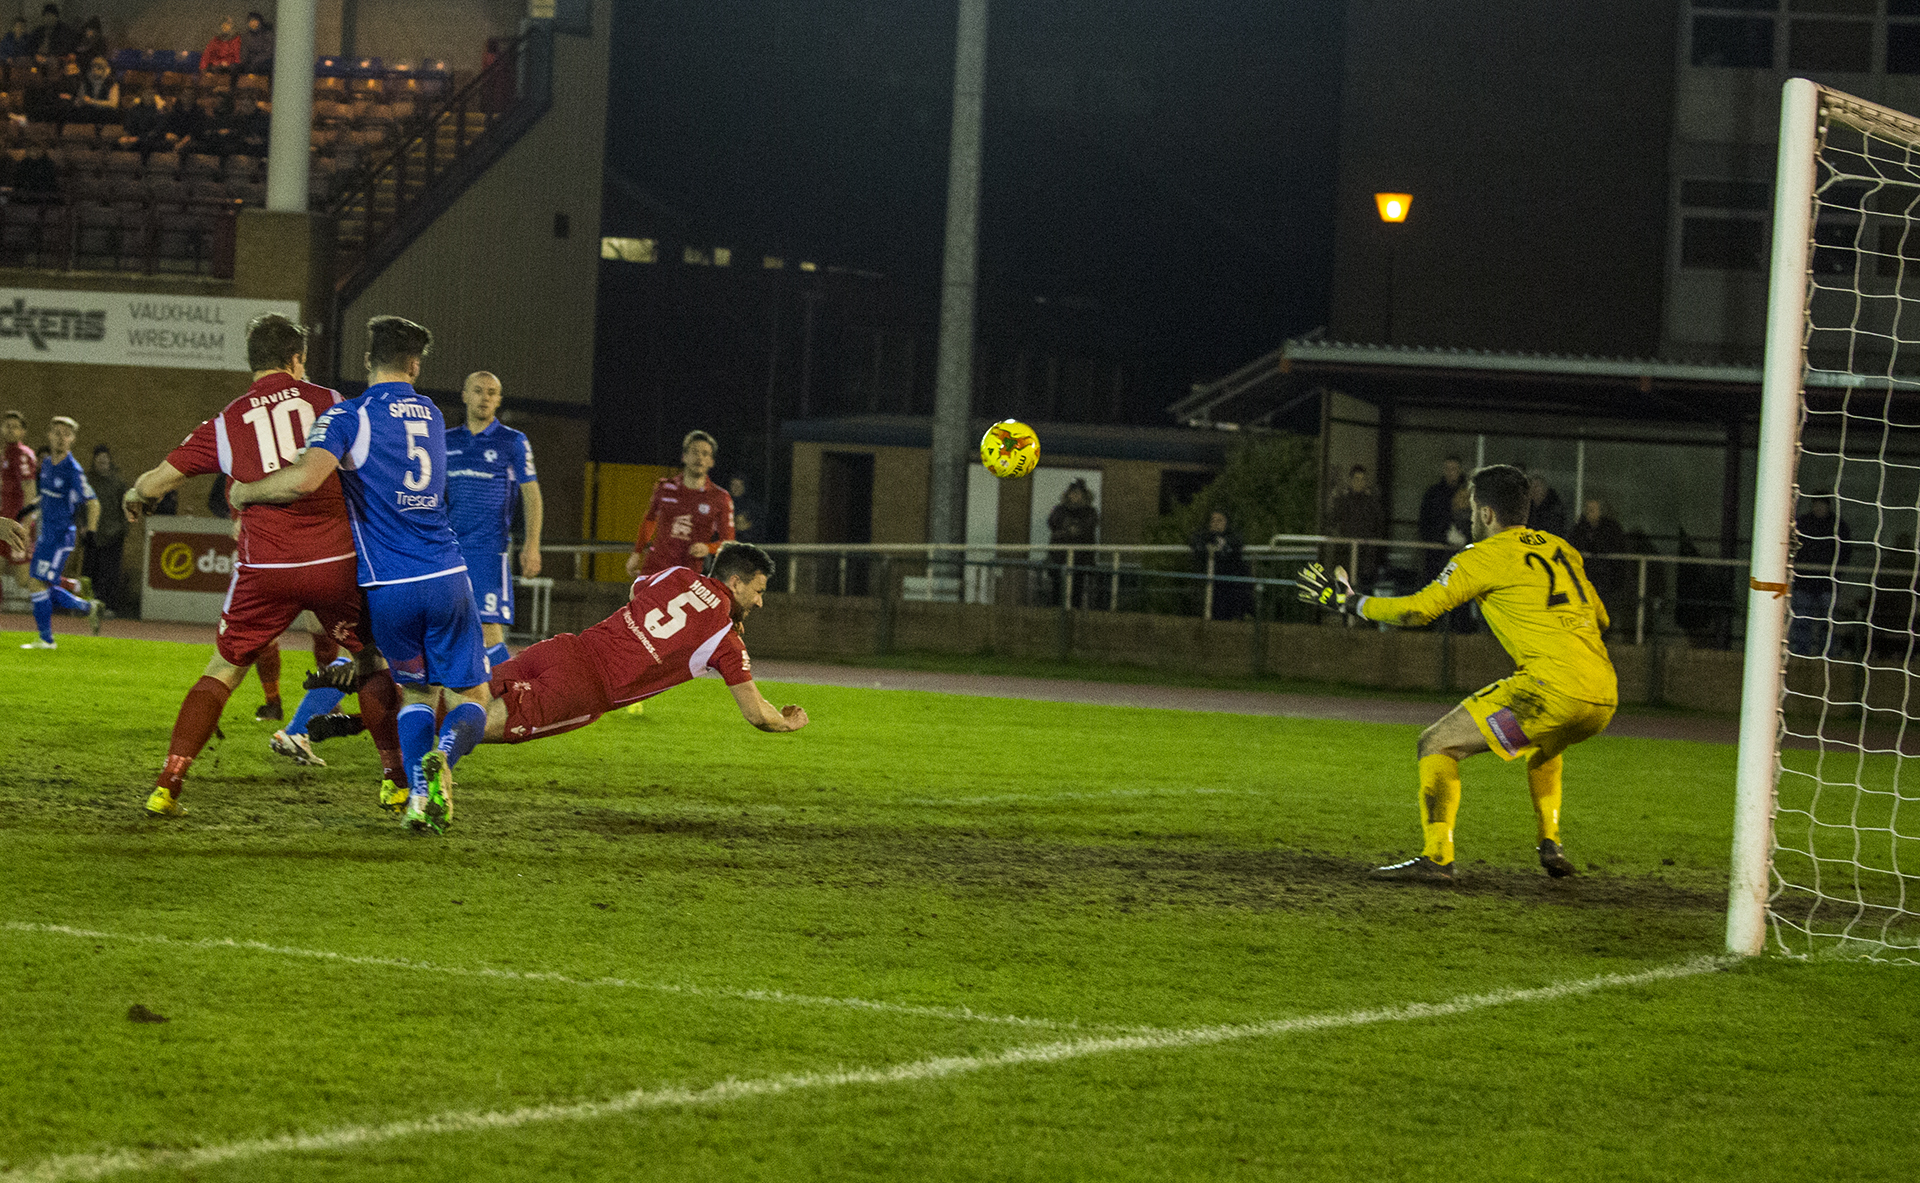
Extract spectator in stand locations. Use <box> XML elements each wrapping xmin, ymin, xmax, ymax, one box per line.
<box><xmin>1568</xmin><ymin>497</ymin><xmax>1630</xmax><ymax>631</ymax></box>
<box><xmin>231</xmin><ymin>93</ymin><xmax>269</xmax><ymax>155</ymax></box>
<box><xmin>70</xmin><ymin>55</ymin><xmax>119</xmax><ymax>123</ymax></box>
<box><xmin>1046</xmin><ymin>478</ymin><xmax>1101</xmax><ymax>608</ymax></box>
<box><xmin>1417</xmin><ymin>455</ymin><xmax>1465</xmax><ymax>581</ymax></box>
<box><xmin>72</xmin><ymin>15</ymin><xmax>105</xmax><ymax>63</ymax></box>
<box><xmin>728</xmin><ymin>475</ymin><xmax>764</xmax><ymax>543</ymax></box>
<box><xmin>1</xmin><ymin>18</ymin><xmax>33</xmax><ymax>60</ymax></box>
<box><xmin>200</xmin><ymin>16</ymin><xmax>242</xmax><ymax>74</ymax></box>
<box><xmin>195</xmin><ymin>91</ymin><xmax>243</xmax><ymax>155</ymax></box>
<box><xmin>1789</xmin><ymin>492</ymin><xmax>1851</xmax><ymax>657</ymax></box>
<box><xmin>1325</xmin><ymin>463</ymin><xmax>1386</xmax><ymax>591</ymax></box>
<box><xmin>239</xmin><ymin>11</ymin><xmax>273</xmax><ymax>75</ymax></box>
<box><xmin>117</xmin><ymin>81</ymin><xmax>170</xmax><ymax>153</ymax></box>
<box><xmin>83</xmin><ymin>444</ymin><xmax>126</xmax><ymax>614</ymax></box>
<box><xmin>28</xmin><ymin>4</ymin><xmax>78</xmax><ymax>60</ymax></box>
<box><xmin>1191</xmin><ymin>508</ymin><xmax>1251</xmax><ymax>621</ymax></box>
<box><xmin>1527</xmin><ymin>472</ymin><xmax>1569</xmax><ymax>537</ymax></box>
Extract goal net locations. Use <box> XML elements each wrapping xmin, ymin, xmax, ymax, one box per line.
<box><xmin>1732</xmin><ymin>80</ymin><xmax>1920</xmax><ymax>962</ymax></box>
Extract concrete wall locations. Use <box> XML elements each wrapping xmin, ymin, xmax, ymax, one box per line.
<box><xmin>340</xmin><ymin>17</ymin><xmax>610</xmax><ymax>410</ymax></box>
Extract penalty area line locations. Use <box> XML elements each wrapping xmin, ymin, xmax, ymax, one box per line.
<box><xmin>2</xmin><ymin>955</ymin><xmax>1730</xmax><ymax>1183</ymax></box>
<box><xmin>0</xmin><ymin>920</ymin><xmax>1144</xmax><ymax>1034</ymax></box>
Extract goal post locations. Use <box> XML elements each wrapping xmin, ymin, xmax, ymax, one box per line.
<box><xmin>1730</xmin><ymin>78</ymin><xmax>1920</xmax><ymax>961</ymax></box>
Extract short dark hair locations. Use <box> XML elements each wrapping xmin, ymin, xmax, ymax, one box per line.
<box><xmin>246</xmin><ymin>313</ymin><xmax>306</xmax><ymax>372</ymax></box>
<box><xmin>2</xmin><ymin>410</ymin><xmax>21</xmax><ymax>423</ymax></box>
<box><xmin>366</xmin><ymin>315</ymin><xmax>432</xmax><ymax>370</ymax></box>
<box><xmin>711</xmin><ymin>541</ymin><xmax>774</xmax><ymax>584</ymax></box>
<box><xmin>1349</xmin><ymin>464</ymin><xmax>1367</xmax><ymax>476</ymax></box>
<box><xmin>682</xmin><ymin>429</ymin><xmax>717</xmax><ymax>455</ymax></box>
<box><xmin>1470</xmin><ymin>464</ymin><xmax>1532</xmax><ymax>526</ymax></box>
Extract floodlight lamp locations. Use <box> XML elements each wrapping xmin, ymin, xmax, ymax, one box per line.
<box><xmin>1374</xmin><ymin>192</ymin><xmax>1411</xmax><ymax>223</ymax></box>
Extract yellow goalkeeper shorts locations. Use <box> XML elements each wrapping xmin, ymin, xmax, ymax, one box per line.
<box><xmin>1462</xmin><ymin>673</ymin><xmax>1615</xmax><ymax>763</ymax></box>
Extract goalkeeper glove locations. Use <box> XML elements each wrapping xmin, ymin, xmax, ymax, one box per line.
<box><xmin>1296</xmin><ymin>562</ymin><xmax>1359</xmax><ymax>615</ymax></box>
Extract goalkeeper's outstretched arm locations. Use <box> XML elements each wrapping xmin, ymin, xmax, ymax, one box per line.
<box><xmin>1297</xmin><ymin>559</ymin><xmax>1481</xmax><ymax>628</ymax></box>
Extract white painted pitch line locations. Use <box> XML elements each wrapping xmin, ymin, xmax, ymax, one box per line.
<box><xmin>2</xmin><ymin>955</ymin><xmax>1730</xmax><ymax>1183</ymax></box>
<box><xmin>0</xmin><ymin>921</ymin><xmax>1146</xmax><ymax>1035</ymax></box>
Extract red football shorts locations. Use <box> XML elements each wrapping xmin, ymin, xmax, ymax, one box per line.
<box><xmin>489</xmin><ymin>633</ymin><xmax>613</xmax><ymax>744</ymax></box>
<box><xmin>217</xmin><ymin>557</ymin><xmax>365</xmax><ymax>667</ymax></box>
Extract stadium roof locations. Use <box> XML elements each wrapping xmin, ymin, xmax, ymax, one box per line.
<box><xmin>1170</xmin><ymin>338</ymin><xmax>1920</xmax><ymax>430</ymax></box>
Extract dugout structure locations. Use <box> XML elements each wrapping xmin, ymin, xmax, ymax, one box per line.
<box><xmin>1732</xmin><ymin>79</ymin><xmax>1920</xmax><ymax>961</ymax></box>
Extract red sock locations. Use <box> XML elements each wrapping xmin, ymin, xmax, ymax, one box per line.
<box><xmin>357</xmin><ymin>666</ymin><xmax>405</xmax><ymax>782</ymax></box>
<box><xmin>255</xmin><ymin>645</ymin><xmax>282</xmax><ymax>703</ymax></box>
<box><xmin>312</xmin><ymin>633</ymin><xmax>340</xmax><ymax>666</ymax></box>
<box><xmin>159</xmin><ymin>676</ymin><xmax>232</xmax><ymax>794</ymax></box>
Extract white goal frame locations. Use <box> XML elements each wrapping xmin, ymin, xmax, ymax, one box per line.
<box><xmin>1730</xmin><ymin>78</ymin><xmax>1920</xmax><ymax>956</ymax></box>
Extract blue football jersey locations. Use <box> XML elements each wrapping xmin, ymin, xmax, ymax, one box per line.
<box><xmin>444</xmin><ymin>419</ymin><xmax>536</xmax><ymax>548</ymax></box>
<box><xmin>307</xmin><ymin>381</ymin><xmax>465</xmax><ymax>586</ymax></box>
<box><xmin>36</xmin><ymin>452</ymin><xmax>94</xmax><ymax>536</ymax></box>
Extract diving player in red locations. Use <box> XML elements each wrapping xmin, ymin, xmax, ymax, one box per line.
<box><xmin>125</xmin><ymin>314</ymin><xmax>407</xmax><ymax>816</ymax></box>
<box><xmin>625</xmin><ymin>429</ymin><xmax>735</xmax><ymax>579</ymax></box>
<box><xmin>487</xmin><ymin>541</ymin><xmax>806</xmax><ymax>743</ymax></box>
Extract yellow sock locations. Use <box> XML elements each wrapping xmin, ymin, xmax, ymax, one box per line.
<box><xmin>1418</xmin><ymin>753</ymin><xmax>1461</xmax><ymax>864</ymax></box>
<box><xmin>1528</xmin><ymin>754</ymin><xmax>1563</xmax><ymax>843</ymax></box>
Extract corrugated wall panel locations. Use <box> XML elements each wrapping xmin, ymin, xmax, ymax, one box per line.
<box><xmin>342</xmin><ymin>18</ymin><xmax>610</xmax><ymax>405</ymax></box>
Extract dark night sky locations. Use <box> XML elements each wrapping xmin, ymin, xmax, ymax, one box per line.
<box><xmin>600</xmin><ymin>0</ymin><xmax>1345</xmax><ymax>423</ymax></box>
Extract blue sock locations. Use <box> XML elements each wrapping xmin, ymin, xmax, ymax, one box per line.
<box><xmin>286</xmin><ymin>657</ymin><xmax>352</xmax><ymax>736</ymax></box>
<box><xmin>31</xmin><ymin>592</ymin><xmax>53</xmax><ymax>641</ymax></box>
<box><xmin>485</xmin><ymin>642</ymin><xmax>510</xmax><ymax>669</ymax></box>
<box><xmin>50</xmin><ymin>586</ymin><xmax>89</xmax><ymax>613</ymax></box>
<box><xmin>396</xmin><ymin>703</ymin><xmax>437</xmax><ymax>794</ymax></box>
<box><xmin>436</xmin><ymin>701</ymin><xmax>487</xmax><ymax>768</ymax></box>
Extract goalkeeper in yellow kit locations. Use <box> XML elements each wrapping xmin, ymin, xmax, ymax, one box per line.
<box><xmin>1298</xmin><ymin>464</ymin><xmax>1616</xmax><ymax>882</ymax></box>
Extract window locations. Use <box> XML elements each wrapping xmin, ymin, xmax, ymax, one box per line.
<box><xmin>1789</xmin><ymin>0</ymin><xmax>1872</xmax><ymax>13</ymax></box>
<box><xmin>1682</xmin><ymin>216</ymin><xmax>1768</xmax><ymax>270</ymax></box>
<box><xmin>1789</xmin><ymin>18</ymin><xmax>1872</xmax><ymax>70</ymax></box>
<box><xmin>1681</xmin><ymin>179</ymin><xmax>1773</xmax><ymax>209</ymax></box>
<box><xmin>1893</xmin><ymin>0</ymin><xmax>1920</xmax><ymax>15</ymax></box>
<box><xmin>1889</xmin><ymin>22</ymin><xmax>1920</xmax><ymax>71</ymax></box>
<box><xmin>683</xmin><ymin>247</ymin><xmax>710</xmax><ymax>265</ymax></box>
<box><xmin>1691</xmin><ymin>0</ymin><xmax>1775</xmax><ymax>8</ymax></box>
<box><xmin>600</xmin><ymin>237</ymin><xmax>657</xmax><ymax>263</ymax></box>
<box><xmin>713</xmin><ymin>247</ymin><xmax>732</xmax><ymax>267</ymax></box>
<box><xmin>1692</xmin><ymin>15</ymin><xmax>1775</xmax><ymax>67</ymax></box>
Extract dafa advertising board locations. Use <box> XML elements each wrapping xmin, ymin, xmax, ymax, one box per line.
<box><xmin>141</xmin><ymin>516</ymin><xmax>240</xmax><ymax>623</ymax></box>
<box><xmin>0</xmin><ymin>289</ymin><xmax>299</xmax><ymax>371</ymax></box>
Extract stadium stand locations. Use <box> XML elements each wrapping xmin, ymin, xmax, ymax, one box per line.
<box><xmin>0</xmin><ymin>40</ymin><xmax>476</xmax><ymax>276</ymax></box>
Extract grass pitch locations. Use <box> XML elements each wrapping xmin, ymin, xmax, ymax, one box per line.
<box><xmin>2</xmin><ymin>633</ymin><xmax>1917</xmax><ymax>1181</ymax></box>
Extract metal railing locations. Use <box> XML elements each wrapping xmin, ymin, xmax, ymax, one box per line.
<box><xmin>530</xmin><ymin>535</ymin><xmax>1787</xmax><ymax>649</ymax></box>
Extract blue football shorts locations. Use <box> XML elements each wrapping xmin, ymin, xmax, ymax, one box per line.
<box><xmin>365</xmin><ymin>570</ymin><xmax>490</xmax><ymax>690</ymax></box>
<box><xmin>29</xmin><ymin>526</ymin><xmax>75</xmax><ymax>584</ymax></box>
<box><xmin>460</xmin><ymin>542</ymin><xmax>514</xmax><ymax>625</ymax></box>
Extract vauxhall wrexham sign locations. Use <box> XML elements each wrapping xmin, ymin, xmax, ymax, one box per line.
<box><xmin>0</xmin><ymin>289</ymin><xmax>300</xmax><ymax>372</ymax></box>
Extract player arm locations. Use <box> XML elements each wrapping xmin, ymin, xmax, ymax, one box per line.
<box><xmin>0</xmin><ymin>516</ymin><xmax>25</xmax><ymax>551</ymax></box>
<box><xmin>1355</xmin><ymin>559</ymin><xmax>1486</xmax><ymax>628</ymax></box>
<box><xmin>125</xmin><ymin>460</ymin><xmax>189</xmax><ymax>521</ymax></box>
<box><xmin>518</xmin><ymin>480</ymin><xmax>543</xmax><ymax>576</ymax></box>
<box><xmin>728</xmin><ymin>680</ymin><xmax>808</xmax><ymax>732</ymax></box>
<box><xmin>82</xmin><ymin>495</ymin><xmax>99</xmax><ymax>532</ymax></box>
<box><xmin>228</xmin><ymin>448</ymin><xmax>339</xmax><ymax>507</ymax></box>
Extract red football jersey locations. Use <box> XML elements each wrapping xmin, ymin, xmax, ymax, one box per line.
<box><xmin>1</xmin><ymin>441</ymin><xmax>36</xmax><ymax>519</ymax></box>
<box><xmin>166</xmin><ymin>373</ymin><xmax>354</xmax><ymax>567</ymax></box>
<box><xmin>636</xmin><ymin>475</ymin><xmax>735</xmax><ymax>575</ymax></box>
<box><xmin>579</xmin><ymin>566</ymin><xmax>753</xmax><ymax>706</ymax></box>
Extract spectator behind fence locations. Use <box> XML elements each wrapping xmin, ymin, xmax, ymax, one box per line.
<box><xmin>84</xmin><ymin>444</ymin><xmax>126</xmax><ymax>613</ymax></box>
<box><xmin>72</xmin><ymin>14</ymin><xmax>104</xmax><ymax>62</ymax></box>
<box><xmin>1528</xmin><ymin>473</ymin><xmax>1569</xmax><ymax>537</ymax></box>
<box><xmin>1568</xmin><ymin>497</ymin><xmax>1629</xmax><ymax>632</ymax></box>
<box><xmin>1417</xmin><ymin>455</ymin><xmax>1464</xmax><ymax>580</ymax></box>
<box><xmin>1047</xmin><ymin>478</ymin><xmax>1100</xmax><ymax>608</ymax></box>
<box><xmin>1</xmin><ymin>18</ymin><xmax>32</xmax><ymax>59</ymax></box>
<box><xmin>70</xmin><ymin>55</ymin><xmax>119</xmax><ymax>123</ymax></box>
<box><xmin>1325</xmin><ymin>463</ymin><xmax>1386</xmax><ymax>590</ymax></box>
<box><xmin>29</xmin><ymin>4</ymin><xmax>77</xmax><ymax>60</ymax></box>
<box><xmin>1191</xmin><ymin>508</ymin><xmax>1251</xmax><ymax>621</ymax></box>
<box><xmin>727</xmin><ymin>476</ymin><xmax>764</xmax><ymax>543</ymax></box>
<box><xmin>1789</xmin><ymin>492</ymin><xmax>1851</xmax><ymax>657</ymax></box>
<box><xmin>239</xmin><ymin>11</ymin><xmax>273</xmax><ymax>74</ymax></box>
<box><xmin>201</xmin><ymin>16</ymin><xmax>242</xmax><ymax>74</ymax></box>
